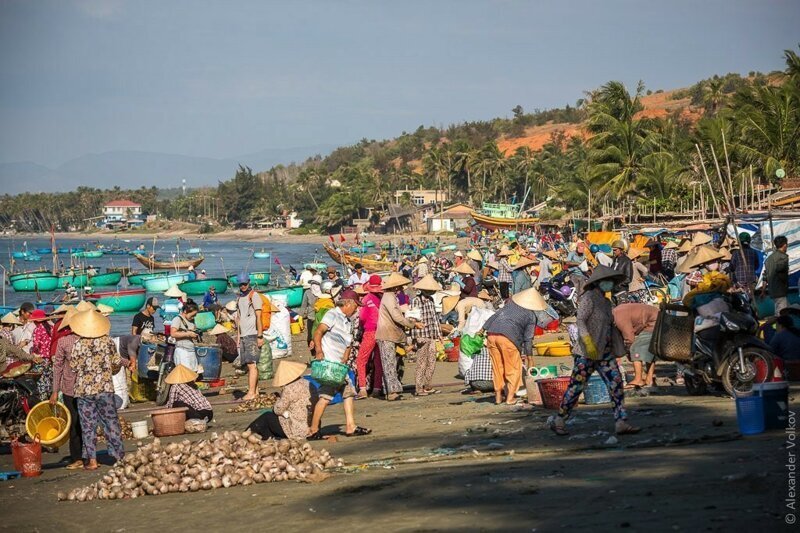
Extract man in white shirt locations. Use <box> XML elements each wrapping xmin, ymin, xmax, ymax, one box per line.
<box><xmin>346</xmin><ymin>264</ymin><xmax>369</xmax><ymax>287</ymax></box>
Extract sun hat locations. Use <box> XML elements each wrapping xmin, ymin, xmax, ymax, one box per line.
<box><xmin>453</xmin><ymin>251</ymin><xmax>464</xmax><ymax>258</ymax></box>
<box><xmin>441</xmin><ymin>295</ymin><xmax>460</xmax><ymax>315</ymax></box>
<box><xmin>497</xmin><ymin>246</ymin><xmax>512</xmax><ymax>257</ymax></box>
<box><xmin>69</xmin><ymin>309</ymin><xmax>111</xmax><ymax>338</ymax></box>
<box><xmin>510</xmin><ymin>287</ymin><xmax>548</xmax><ymax>311</ymax></box>
<box><xmin>542</xmin><ymin>250</ymin><xmax>561</xmax><ymax>261</ymax></box>
<box><xmin>1</xmin><ymin>312</ymin><xmax>21</xmax><ymax>325</ymax></box>
<box><xmin>52</xmin><ymin>304</ymin><xmax>72</xmax><ymax>315</ymax></box>
<box><xmin>664</xmin><ymin>241</ymin><xmax>678</xmax><ymax>250</ymax></box>
<box><xmin>338</xmin><ymin>289</ymin><xmax>361</xmax><ymax>304</ymax></box>
<box><xmin>453</xmin><ymin>262</ymin><xmax>475</xmax><ymax>275</ymax></box>
<box><xmin>677</xmin><ymin>240</ymin><xmax>694</xmax><ymax>254</ymax></box>
<box><xmin>363</xmin><ymin>274</ymin><xmax>383</xmax><ymax>293</ymax></box>
<box><xmin>442</xmin><ymin>282</ymin><xmax>461</xmax><ymax>297</ymax></box>
<box><xmin>164</xmin><ymin>285</ymin><xmax>186</xmax><ymax>298</ymax></box>
<box><xmin>467</xmin><ymin>249</ymin><xmax>483</xmax><ymax>262</ymax></box>
<box><xmin>382</xmin><ymin>272</ymin><xmax>412</xmax><ymax>289</ymax></box>
<box><xmin>477</xmin><ymin>289</ymin><xmax>493</xmax><ymax>301</ymax></box>
<box><xmin>719</xmin><ymin>246</ymin><xmax>732</xmax><ymax>261</ymax></box>
<box><xmin>208</xmin><ymin>323</ymin><xmax>230</xmax><ymax>336</ymax></box>
<box><xmin>627</xmin><ymin>247</ymin><xmax>648</xmax><ymax>260</ymax></box>
<box><xmin>164</xmin><ymin>364</ymin><xmax>198</xmax><ymax>385</ymax></box>
<box><xmin>413</xmin><ymin>274</ymin><xmax>442</xmax><ymax>292</ymax></box>
<box><xmin>611</xmin><ymin>240</ymin><xmax>626</xmax><ymax>250</ymax></box>
<box><xmin>58</xmin><ymin>307</ymin><xmax>79</xmax><ymax>330</ymax></box>
<box><xmin>691</xmin><ymin>232</ymin><xmax>712</xmax><ymax>246</ymax></box>
<box><xmin>30</xmin><ymin>309</ymin><xmax>48</xmax><ymax>321</ymax></box>
<box><xmin>273</xmin><ymin>361</ymin><xmax>307</xmax><ymax>387</ymax></box>
<box><xmin>583</xmin><ymin>265</ymin><xmax>625</xmax><ymax>291</ymax></box>
<box><xmin>96</xmin><ymin>303</ymin><xmax>114</xmax><ymax>316</ymax></box>
<box><xmin>684</xmin><ymin>245</ymin><xmax>725</xmax><ymax>270</ymax></box>
<box><xmin>417</xmin><ymin>257</ymin><xmax>428</xmax><ymax>264</ymax></box>
<box><xmin>512</xmin><ymin>256</ymin><xmax>537</xmax><ymax>270</ymax></box>
<box><xmin>487</xmin><ymin>260</ymin><xmax>500</xmax><ymax>270</ymax></box>
<box><xmin>236</xmin><ymin>272</ymin><xmax>251</xmax><ymax>285</ymax></box>
<box><xmin>225</xmin><ymin>300</ymin><xmax>238</xmax><ymax>312</ymax></box>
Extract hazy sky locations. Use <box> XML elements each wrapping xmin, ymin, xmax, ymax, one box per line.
<box><xmin>1</xmin><ymin>0</ymin><xmax>798</xmax><ymax>167</ymax></box>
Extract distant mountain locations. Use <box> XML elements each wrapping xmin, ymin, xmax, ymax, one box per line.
<box><xmin>0</xmin><ymin>144</ymin><xmax>336</xmax><ymax>194</ymax></box>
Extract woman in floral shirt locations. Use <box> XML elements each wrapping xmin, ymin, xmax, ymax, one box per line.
<box><xmin>68</xmin><ymin>310</ymin><xmax>126</xmax><ymax>469</ymax></box>
<box><xmin>29</xmin><ymin>309</ymin><xmax>54</xmax><ymax>399</ymax></box>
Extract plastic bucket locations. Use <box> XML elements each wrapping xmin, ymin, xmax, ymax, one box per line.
<box><xmin>195</xmin><ymin>345</ymin><xmax>221</xmax><ymax>381</ymax></box>
<box><xmin>11</xmin><ymin>436</ymin><xmax>42</xmax><ymax>477</ymax></box>
<box><xmin>583</xmin><ymin>374</ymin><xmax>611</xmax><ymax>404</ymax></box>
<box><xmin>290</xmin><ymin>321</ymin><xmax>302</xmax><ymax>335</ymax></box>
<box><xmin>131</xmin><ymin>420</ymin><xmax>149</xmax><ymax>439</ymax></box>
<box><xmin>754</xmin><ymin>382</ymin><xmax>789</xmax><ymax>431</ymax></box>
<box><xmin>445</xmin><ymin>337</ymin><xmax>461</xmax><ymax>362</ymax></box>
<box><xmin>735</xmin><ymin>395</ymin><xmax>765</xmax><ymax>435</ymax></box>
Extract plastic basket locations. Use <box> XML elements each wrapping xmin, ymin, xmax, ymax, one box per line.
<box><xmin>12</xmin><ymin>435</ymin><xmax>42</xmax><ymax>477</ymax></box>
<box><xmin>310</xmin><ymin>360</ymin><xmax>349</xmax><ymax>387</ymax></box>
<box><xmin>150</xmin><ymin>407</ymin><xmax>188</xmax><ymax>437</ymax></box>
<box><xmin>735</xmin><ymin>395</ymin><xmax>765</xmax><ymax>435</ymax></box>
<box><xmin>537</xmin><ymin>377</ymin><xmax>571</xmax><ymax>409</ymax></box>
<box><xmin>25</xmin><ymin>401</ymin><xmax>71</xmax><ymax>449</ymax></box>
<box><xmin>583</xmin><ymin>374</ymin><xmax>611</xmax><ymax>404</ymax></box>
<box><xmin>649</xmin><ymin>303</ymin><xmax>694</xmax><ymax>362</ymax></box>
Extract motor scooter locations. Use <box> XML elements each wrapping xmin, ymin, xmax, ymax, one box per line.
<box><xmin>539</xmin><ymin>270</ymin><xmax>577</xmax><ymax>317</ymax></box>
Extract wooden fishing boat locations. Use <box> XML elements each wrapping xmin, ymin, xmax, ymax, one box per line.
<box><xmin>59</xmin><ymin>271</ymin><xmax>89</xmax><ymax>288</ymax></box>
<box><xmin>253</xmin><ymin>250</ymin><xmax>271</xmax><ymax>259</ymax></box>
<box><xmin>178</xmin><ymin>278</ymin><xmax>229</xmax><ymax>296</ymax></box>
<box><xmin>73</xmin><ymin>250</ymin><xmax>103</xmax><ymax>259</ymax></box>
<box><xmin>263</xmin><ymin>285</ymin><xmax>304</xmax><ymax>308</ymax></box>
<box><xmin>227</xmin><ymin>272</ymin><xmax>271</xmax><ymax>287</ymax></box>
<box><xmin>87</xmin><ymin>271</ymin><xmax>123</xmax><ymax>287</ymax></box>
<box><xmin>470</xmin><ymin>210</ymin><xmax>539</xmax><ymax>230</ymax></box>
<box><xmin>11</xmin><ymin>251</ymin><xmax>27</xmax><ymax>259</ymax></box>
<box><xmin>132</xmin><ymin>253</ymin><xmax>204</xmax><ymax>270</ymax></box>
<box><xmin>303</xmin><ymin>263</ymin><xmax>327</xmax><ymax>271</ymax></box>
<box><xmin>11</xmin><ymin>273</ymin><xmax>59</xmax><ymax>292</ymax></box>
<box><xmin>126</xmin><ymin>270</ymin><xmax>170</xmax><ymax>286</ymax></box>
<box><xmin>323</xmin><ymin>244</ymin><xmax>394</xmax><ymax>272</ymax></box>
<box><xmin>142</xmin><ymin>273</ymin><xmax>190</xmax><ymax>292</ymax></box>
<box><xmin>86</xmin><ymin>287</ymin><xmax>147</xmax><ymax>312</ymax></box>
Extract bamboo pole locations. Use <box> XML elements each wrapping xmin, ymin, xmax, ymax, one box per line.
<box><xmin>694</xmin><ymin>145</ymin><xmax>723</xmax><ymax>219</ymax></box>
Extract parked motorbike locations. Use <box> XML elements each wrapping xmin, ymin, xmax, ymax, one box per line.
<box><xmin>539</xmin><ymin>270</ymin><xmax>577</xmax><ymax>317</ymax></box>
<box><xmin>0</xmin><ymin>368</ymin><xmax>39</xmax><ymax>438</ymax></box>
<box><xmin>683</xmin><ymin>292</ymin><xmax>775</xmax><ymax>397</ymax></box>
<box><xmin>153</xmin><ymin>342</ymin><xmax>177</xmax><ymax>406</ymax></box>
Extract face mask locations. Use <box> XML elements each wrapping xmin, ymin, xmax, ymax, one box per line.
<box><xmin>706</xmin><ymin>262</ymin><xmax>720</xmax><ymax>272</ymax></box>
<box><xmin>599</xmin><ymin>280</ymin><xmax>615</xmax><ymax>292</ymax></box>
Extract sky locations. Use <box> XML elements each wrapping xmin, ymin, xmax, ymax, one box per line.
<box><xmin>0</xmin><ymin>0</ymin><xmax>798</xmax><ymax>168</ymax></box>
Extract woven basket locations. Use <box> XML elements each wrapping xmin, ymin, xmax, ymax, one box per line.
<box><xmin>649</xmin><ymin>303</ymin><xmax>694</xmax><ymax>362</ymax></box>
<box><xmin>150</xmin><ymin>407</ymin><xmax>188</xmax><ymax>437</ymax></box>
<box><xmin>537</xmin><ymin>377</ymin><xmax>571</xmax><ymax>409</ymax></box>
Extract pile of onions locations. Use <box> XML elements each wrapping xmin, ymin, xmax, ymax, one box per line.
<box><xmin>58</xmin><ymin>430</ymin><xmax>342</xmax><ymax>502</ymax></box>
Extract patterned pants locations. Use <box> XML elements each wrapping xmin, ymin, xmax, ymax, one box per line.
<box><xmin>558</xmin><ymin>356</ymin><xmax>627</xmax><ymax>421</ymax></box>
<box><xmin>77</xmin><ymin>392</ymin><xmax>125</xmax><ymax>461</ymax></box>
<box><xmin>376</xmin><ymin>341</ymin><xmax>403</xmax><ymax>395</ymax></box>
<box><xmin>34</xmin><ymin>360</ymin><xmax>53</xmax><ymax>401</ymax></box>
<box><xmin>414</xmin><ymin>340</ymin><xmax>437</xmax><ymax>393</ymax></box>
<box><xmin>356</xmin><ymin>330</ymin><xmax>382</xmax><ymax>390</ymax></box>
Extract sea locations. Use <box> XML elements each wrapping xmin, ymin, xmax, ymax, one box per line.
<box><xmin>0</xmin><ymin>236</ymin><xmax>328</xmax><ymax>336</ymax></box>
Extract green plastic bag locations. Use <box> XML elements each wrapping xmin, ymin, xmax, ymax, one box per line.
<box><xmin>257</xmin><ymin>341</ymin><xmax>274</xmax><ymax>380</ymax></box>
<box><xmin>460</xmin><ymin>334</ymin><xmax>484</xmax><ymax>357</ymax></box>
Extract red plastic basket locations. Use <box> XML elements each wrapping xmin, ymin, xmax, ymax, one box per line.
<box><xmin>11</xmin><ymin>435</ymin><xmax>42</xmax><ymax>477</ymax></box>
<box><xmin>537</xmin><ymin>377</ymin><xmax>571</xmax><ymax>409</ymax></box>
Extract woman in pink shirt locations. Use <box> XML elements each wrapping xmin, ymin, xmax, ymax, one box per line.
<box><xmin>356</xmin><ymin>275</ymin><xmax>383</xmax><ymax>399</ymax></box>
<box><xmin>30</xmin><ymin>309</ymin><xmax>54</xmax><ymax>400</ymax></box>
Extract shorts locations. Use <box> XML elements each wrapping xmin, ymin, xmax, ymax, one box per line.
<box><xmin>240</xmin><ymin>335</ymin><xmax>261</xmax><ymax>365</ymax></box>
<box><xmin>318</xmin><ymin>373</ymin><xmax>356</xmax><ymax>401</ymax></box>
<box><xmin>629</xmin><ymin>331</ymin><xmax>655</xmax><ymax>364</ymax></box>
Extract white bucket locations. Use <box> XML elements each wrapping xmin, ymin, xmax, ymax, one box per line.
<box><xmin>131</xmin><ymin>420</ymin><xmax>149</xmax><ymax>439</ymax></box>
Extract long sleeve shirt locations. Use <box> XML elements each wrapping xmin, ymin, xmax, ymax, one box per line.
<box><xmin>275</xmin><ymin>378</ymin><xmax>312</xmax><ymax>439</ymax></box>
<box><xmin>764</xmin><ymin>250</ymin><xmax>790</xmax><ymax>298</ymax></box>
<box><xmin>483</xmin><ymin>301</ymin><xmax>538</xmax><ymax>356</ymax></box>
<box><xmin>70</xmin><ymin>336</ymin><xmax>121</xmax><ymax>397</ymax></box>
<box><xmin>410</xmin><ymin>294</ymin><xmax>441</xmax><ymax>341</ymax></box>
<box><xmin>612</xmin><ymin>303</ymin><xmax>658</xmax><ymax>348</ymax></box>
<box><xmin>52</xmin><ymin>333</ymin><xmax>78</xmax><ymax>397</ymax></box>
<box><xmin>358</xmin><ymin>292</ymin><xmax>381</xmax><ymax>332</ymax></box>
<box><xmin>729</xmin><ymin>246</ymin><xmax>760</xmax><ymax>287</ymax></box>
<box><xmin>375</xmin><ymin>291</ymin><xmax>416</xmax><ymax>344</ymax></box>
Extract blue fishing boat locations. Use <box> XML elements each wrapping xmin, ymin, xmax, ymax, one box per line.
<box><xmin>253</xmin><ymin>250</ymin><xmax>271</xmax><ymax>259</ymax></box>
<box><xmin>142</xmin><ymin>273</ymin><xmax>190</xmax><ymax>292</ymax></box>
<box><xmin>23</xmin><ymin>255</ymin><xmax>42</xmax><ymax>262</ymax></box>
<box><xmin>187</xmin><ymin>247</ymin><xmax>202</xmax><ymax>254</ymax></box>
<box><xmin>36</xmin><ymin>248</ymin><xmax>52</xmax><ymax>255</ymax></box>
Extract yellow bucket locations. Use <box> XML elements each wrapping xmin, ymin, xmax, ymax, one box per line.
<box><xmin>290</xmin><ymin>321</ymin><xmax>302</xmax><ymax>335</ymax></box>
<box><xmin>25</xmin><ymin>401</ymin><xmax>71</xmax><ymax>449</ymax></box>
<box><xmin>535</xmin><ymin>341</ymin><xmax>571</xmax><ymax>357</ymax></box>
<box><xmin>36</xmin><ymin>417</ymin><xmax>62</xmax><ymax>441</ymax></box>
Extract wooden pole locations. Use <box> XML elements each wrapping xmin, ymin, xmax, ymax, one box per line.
<box><xmin>695</xmin><ymin>145</ymin><xmax>723</xmax><ymax>219</ymax></box>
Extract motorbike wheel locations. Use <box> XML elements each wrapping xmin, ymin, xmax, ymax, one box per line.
<box><xmin>684</xmin><ymin>373</ymin><xmax>708</xmax><ymax>396</ymax></box>
<box><xmin>155</xmin><ymin>362</ymin><xmax>175</xmax><ymax>406</ymax></box>
<box><xmin>720</xmin><ymin>347</ymin><xmax>774</xmax><ymax>397</ymax></box>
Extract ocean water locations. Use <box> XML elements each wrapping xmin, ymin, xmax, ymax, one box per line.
<box><xmin>1</xmin><ymin>236</ymin><xmax>329</xmax><ymax>335</ymax></box>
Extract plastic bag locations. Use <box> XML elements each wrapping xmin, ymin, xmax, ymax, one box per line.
<box><xmin>458</xmin><ymin>351</ymin><xmax>474</xmax><ymax>377</ymax></box>
<box><xmin>463</xmin><ymin>307</ymin><xmax>494</xmax><ymax>336</ymax></box>
<box><xmin>257</xmin><ymin>341</ymin><xmax>274</xmax><ymax>380</ymax></box>
<box><xmin>112</xmin><ymin>366</ymin><xmax>129</xmax><ymax>410</ymax></box>
<box><xmin>460</xmin><ymin>334</ymin><xmax>484</xmax><ymax>357</ymax></box>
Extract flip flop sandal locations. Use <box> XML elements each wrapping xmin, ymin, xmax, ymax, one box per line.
<box><xmin>616</xmin><ymin>425</ymin><xmax>642</xmax><ymax>436</ymax></box>
<box><xmin>66</xmin><ymin>461</ymin><xmax>84</xmax><ymax>470</ymax></box>
<box><xmin>345</xmin><ymin>427</ymin><xmax>372</xmax><ymax>437</ymax></box>
<box><xmin>550</xmin><ymin>424</ymin><xmax>569</xmax><ymax>436</ymax></box>
<box><xmin>414</xmin><ymin>391</ymin><xmax>430</xmax><ymax>397</ymax></box>
<box><xmin>623</xmin><ymin>383</ymin><xmax>643</xmax><ymax>390</ymax></box>
<box><xmin>423</xmin><ymin>389</ymin><xmax>441</xmax><ymax>395</ymax></box>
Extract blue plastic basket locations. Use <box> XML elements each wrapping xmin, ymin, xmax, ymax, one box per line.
<box><xmin>735</xmin><ymin>395</ymin><xmax>765</xmax><ymax>435</ymax></box>
<box><xmin>583</xmin><ymin>374</ymin><xmax>611</xmax><ymax>404</ymax></box>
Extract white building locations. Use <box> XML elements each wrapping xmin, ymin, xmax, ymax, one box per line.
<box><xmin>101</xmin><ymin>200</ymin><xmax>145</xmax><ymax>228</ymax></box>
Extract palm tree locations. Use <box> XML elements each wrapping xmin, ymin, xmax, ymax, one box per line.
<box><xmin>513</xmin><ymin>146</ymin><xmax>537</xmax><ymax>207</ymax></box>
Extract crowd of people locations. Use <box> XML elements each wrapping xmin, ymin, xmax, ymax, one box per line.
<box><xmin>1</xmin><ymin>226</ymin><xmax>796</xmax><ymax>468</ymax></box>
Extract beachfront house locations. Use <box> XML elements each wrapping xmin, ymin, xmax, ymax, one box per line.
<box><xmin>426</xmin><ymin>203</ymin><xmax>473</xmax><ymax>233</ymax></box>
<box><xmin>100</xmin><ymin>200</ymin><xmax>146</xmax><ymax>229</ymax></box>
<box><xmin>393</xmin><ymin>188</ymin><xmax>450</xmax><ymax>207</ymax></box>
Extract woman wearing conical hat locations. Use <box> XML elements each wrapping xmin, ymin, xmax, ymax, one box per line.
<box><xmin>164</xmin><ymin>364</ymin><xmax>213</xmax><ymax>422</ymax></box>
<box><xmin>248</xmin><ymin>361</ymin><xmax>311</xmax><ymax>440</ymax></box>
<box><xmin>410</xmin><ymin>275</ymin><xmax>443</xmax><ymax>396</ymax></box>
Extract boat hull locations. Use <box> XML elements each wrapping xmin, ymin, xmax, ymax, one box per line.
<box><xmin>323</xmin><ymin>244</ymin><xmax>394</xmax><ymax>273</ymax></box>
<box><xmin>263</xmin><ymin>286</ymin><xmax>304</xmax><ymax>308</ymax></box>
<box><xmin>11</xmin><ymin>274</ymin><xmax>60</xmax><ymax>292</ymax></box>
<box><xmin>59</xmin><ymin>272</ymin><xmax>89</xmax><ymax>288</ymax></box>
<box><xmin>178</xmin><ymin>278</ymin><xmax>229</xmax><ymax>296</ymax></box>
<box><xmin>303</xmin><ymin>263</ymin><xmax>327</xmax><ymax>271</ymax></box>
<box><xmin>142</xmin><ymin>273</ymin><xmax>190</xmax><ymax>292</ymax></box>
<box><xmin>470</xmin><ymin>211</ymin><xmax>539</xmax><ymax>230</ymax></box>
<box><xmin>227</xmin><ymin>272</ymin><xmax>271</xmax><ymax>287</ymax></box>
<box><xmin>253</xmin><ymin>252</ymin><xmax>271</xmax><ymax>259</ymax></box>
<box><xmin>86</xmin><ymin>288</ymin><xmax>147</xmax><ymax>312</ymax></box>
<box><xmin>36</xmin><ymin>248</ymin><xmax>52</xmax><ymax>255</ymax></box>
<box><xmin>73</xmin><ymin>250</ymin><xmax>103</xmax><ymax>259</ymax></box>
<box><xmin>132</xmin><ymin>253</ymin><xmax>204</xmax><ymax>270</ymax></box>
<box><xmin>127</xmin><ymin>271</ymin><xmax>170</xmax><ymax>286</ymax></box>
<box><xmin>88</xmin><ymin>271</ymin><xmax>123</xmax><ymax>287</ymax></box>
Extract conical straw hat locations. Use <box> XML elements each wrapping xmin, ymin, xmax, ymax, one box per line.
<box><xmin>382</xmin><ymin>272</ymin><xmax>412</xmax><ymax>289</ymax></box>
<box><xmin>512</xmin><ymin>256</ymin><xmax>537</xmax><ymax>270</ymax></box>
<box><xmin>208</xmin><ymin>323</ymin><xmax>230</xmax><ymax>336</ymax></box>
<box><xmin>684</xmin><ymin>245</ymin><xmax>725</xmax><ymax>270</ymax></box>
<box><xmin>664</xmin><ymin>241</ymin><xmax>678</xmax><ymax>250</ymax></box>
<box><xmin>417</xmin><ymin>257</ymin><xmax>428</xmax><ymax>264</ymax></box>
<box><xmin>510</xmin><ymin>287</ymin><xmax>548</xmax><ymax>311</ymax></box>
<box><xmin>413</xmin><ymin>274</ymin><xmax>442</xmax><ymax>292</ymax></box>
<box><xmin>677</xmin><ymin>240</ymin><xmax>694</xmax><ymax>254</ymax></box>
<box><xmin>676</xmin><ymin>251</ymin><xmax>698</xmax><ymax>274</ymax></box>
<box><xmin>96</xmin><ymin>303</ymin><xmax>114</xmax><ymax>316</ymax></box>
<box><xmin>58</xmin><ymin>307</ymin><xmax>78</xmax><ymax>330</ymax></box>
<box><xmin>719</xmin><ymin>246</ymin><xmax>732</xmax><ymax>261</ymax></box>
<box><xmin>69</xmin><ymin>310</ymin><xmax>111</xmax><ymax>338</ymax></box>
<box><xmin>165</xmin><ymin>364</ymin><xmax>198</xmax><ymax>385</ymax></box>
<box><xmin>453</xmin><ymin>262</ymin><xmax>475</xmax><ymax>275</ymax></box>
<box><xmin>467</xmin><ymin>249</ymin><xmax>483</xmax><ymax>261</ymax></box>
<box><xmin>52</xmin><ymin>304</ymin><xmax>72</xmax><ymax>315</ymax></box>
<box><xmin>477</xmin><ymin>289</ymin><xmax>493</xmax><ymax>301</ymax></box>
<box><xmin>164</xmin><ymin>285</ymin><xmax>186</xmax><ymax>298</ymax></box>
<box><xmin>441</xmin><ymin>295</ymin><xmax>460</xmax><ymax>315</ymax></box>
<box><xmin>691</xmin><ymin>232</ymin><xmax>712</xmax><ymax>246</ymax></box>
<box><xmin>1</xmin><ymin>312</ymin><xmax>21</xmax><ymax>325</ymax></box>
<box><xmin>627</xmin><ymin>247</ymin><xmax>648</xmax><ymax>260</ymax></box>
<box><xmin>75</xmin><ymin>300</ymin><xmax>96</xmax><ymax>312</ymax></box>
<box><xmin>273</xmin><ymin>361</ymin><xmax>307</xmax><ymax>387</ymax></box>
<box><xmin>497</xmin><ymin>246</ymin><xmax>512</xmax><ymax>257</ymax></box>
<box><xmin>542</xmin><ymin>250</ymin><xmax>561</xmax><ymax>261</ymax></box>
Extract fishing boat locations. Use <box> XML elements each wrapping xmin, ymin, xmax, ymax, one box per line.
<box><xmin>59</xmin><ymin>271</ymin><xmax>89</xmax><ymax>288</ymax></box>
<box><xmin>107</xmin><ymin>266</ymin><xmax>132</xmax><ymax>276</ymax></box>
<box><xmin>73</xmin><ymin>250</ymin><xmax>103</xmax><ymax>259</ymax></box>
<box><xmin>323</xmin><ymin>243</ymin><xmax>394</xmax><ymax>272</ymax></box>
<box><xmin>227</xmin><ymin>271</ymin><xmax>271</xmax><ymax>287</ymax></box>
<box><xmin>362</xmin><ymin>240</ymin><xmax>376</xmax><ymax>248</ymax></box>
<box><xmin>87</xmin><ymin>271</ymin><xmax>123</xmax><ymax>287</ymax></box>
<box><xmin>303</xmin><ymin>263</ymin><xmax>327</xmax><ymax>271</ymax></box>
<box><xmin>11</xmin><ymin>251</ymin><xmax>27</xmax><ymax>259</ymax></box>
<box><xmin>22</xmin><ymin>255</ymin><xmax>42</xmax><ymax>262</ymax></box>
<box><xmin>36</xmin><ymin>248</ymin><xmax>52</xmax><ymax>255</ymax></box>
<box><xmin>263</xmin><ymin>285</ymin><xmax>304</xmax><ymax>308</ymax></box>
<box><xmin>187</xmin><ymin>247</ymin><xmax>202</xmax><ymax>254</ymax></box>
<box><xmin>9</xmin><ymin>270</ymin><xmax>52</xmax><ymax>281</ymax></box>
<box><xmin>86</xmin><ymin>287</ymin><xmax>147</xmax><ymax>312</ymax></box>
<box><xmin>142</xmin><ymin>273</ymin><xmax>190</xmax><ymax>292</ymax></box>
<box><xmin>103</xmin><ymin>248</ymin><xmax>129</xmax><ymax>255</ymax></box>
<box><xmin>349</xmin><ymin>246</ymin><xmax>371</xmax><ymax>254</ymax></box>
<box><xmin>470</xmin><ymin>202</ymin><xmax>539</xmax><ymax>230</ymax></box>
<box><xmin>126</xmin><ymin>270</ymin><xmax>170</xmax><ymax>286</ymax></box>
<box><xmin>10</xmin><ymin>273</ymin><xmax>60</xmax><ymax>292</ymax></box>
<box><xmin>439</xmin><ymin>244</ymin><xmax>457</xmax><ymax>252</ymax></box>
<box><xmin>132</xmin><ymin>253</ymin><xmax>204</xmax><ymax>270</ymax></box>
<box><xmin>178</xmin><ymin>278</ymin><xmax>229</xmax><ymax>296</ymax></box>
<box><xmin>253</xmin><ymin>250</ymin><xmax>271</xmax><ymax>259</ymax></box>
